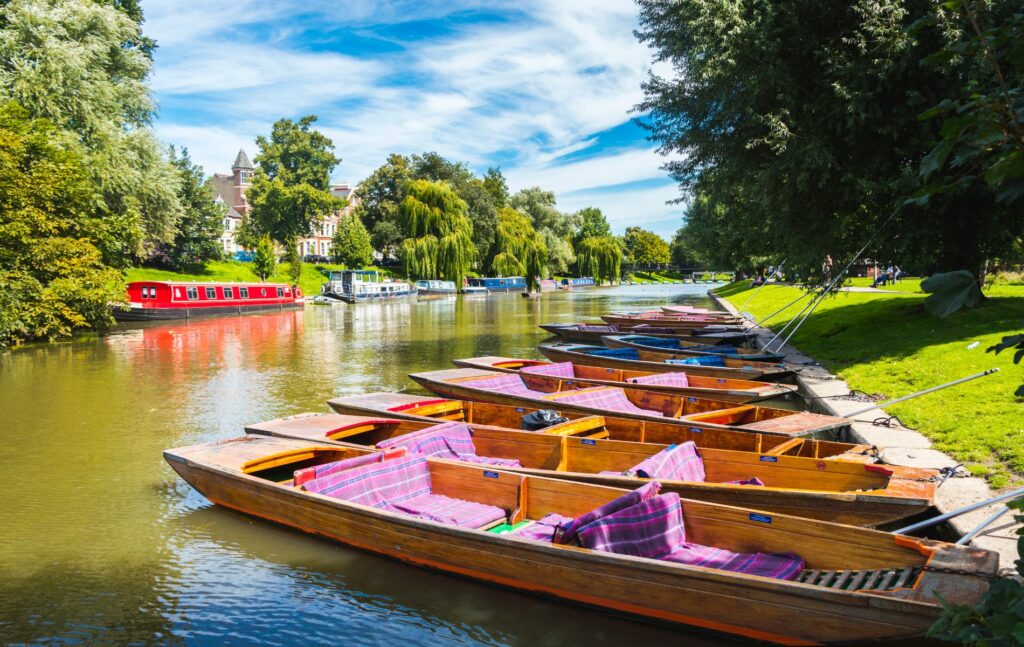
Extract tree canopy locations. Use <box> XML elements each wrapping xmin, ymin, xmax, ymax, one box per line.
<box><xmin>635</xmin><ymin>0</ymin><xmax>1023</xmax><ymax>279</ymax></box>
<box><xmin>331</xmin><ymin>213</ymin><xmax>373</xmax><ymax>269</ymax></box>
<box><xmin>398</xmin><ymin>179</ymin><xmax>475</xmax><ymax>286</ymax></box>
<box><xmin>491</xmin><ymin>207</ymin><xmax>548</xmax><ymax>290</ymax></box>
<box><xmin>622</xmin><ymin>227</ymin><xmax>670</xmax><ymax>269</ymax></box>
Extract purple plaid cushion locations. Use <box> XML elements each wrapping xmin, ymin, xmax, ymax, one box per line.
<box><xmin>520</xmin><ymin>362</ymin><xmax>576</xmax><ymax>379</ymax></box>
<box><xmin>628</xmin><ymin>371</ymin><xmax>690</xmax><ymax>388</ymax></box>
<box><xmin>557</xmin><ymin>481</ymin><xmax>661</xmax><ymax>544</ymax></box>
<box><xmin>388</xmin><ymin>493</ymin><xmax>506</xmax><ymax>528</ymax></box>
<box><xmin>726</xmin><ymin>477</ymin><xmax>766</xmax><ymax>486</ymax></box>
<box><xmin>664</xmin><ymin>543</ymin><xmax>804</xmax><ymax>580</ymax></box>
<box><xmin>303</xmin><ymin>455</ymin><xmax>432</xmax><ymax>509</ymax></box>
<box><xmin>627</xmin><ymin>442</ymin><xmax>705</xmax><ymax>482</ymax></box>
<box><xmin>512</xmin><ymin>513</ymin><xmax>575</xmax><ymax>543</ymax></box>
<box><xmin>576</xmin><ymin>492</ymin><xmax>687</xmax><ymax>560</ymax></box>
<box><xmin>552</xmin><ymin>387</ymin><xmax>663</xmax><ymax>417</ymax></box>
<box><xmin>376</xmin><ymin>421</ymin><xmax>521</xmax><ymax>467</ymax></box>
<box><xmin>465</xmin><ymin>374</ymin><xmax>551</xmax><ymax>397</ymax></box>
<box><xmin>295</xmin><ymin>451</ymin><xmax>384</xmax><ymax>485</ymax></box>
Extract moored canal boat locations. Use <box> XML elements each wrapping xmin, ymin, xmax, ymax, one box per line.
<box><xmin>451</xmin><ymin>356</ymin><xmax>796</xmax><ymax>403</ymax></box>
<box><xmin>414</xmin><ymin>279</ymin><xmax>457</xmax><ymax>295</ymax></box>
<box><xmin>116</xmin><ymin>281</ymin><xmax>304</xmax><ymax>321</ymax></box>
<box><xmin>538</xmin><ymin>342</ymin><xmax>794</xmax><ymax>381</ymax></box>
<box><xmin>245</xmin><ymin>412</ymin><xmax>938</xmax><ymax>526</ymax></box>
<box><xmin>165</xmin><ymin>434</ymin><xmax>997</xmax><ymax>645</ymax></box>
<box><xmin>408</xmin><ymin>368</ymin><xmax>848</xmax><ymax>438</ymax></box>
<box><xmin>322</xmin><ymin>270</ymin><xmax>416</xmax><ymax>303</ymax></box>
<box><xmin>467</xmin><ymin>276</ymin><xmax>527</xmax><ymax>293</ymax></box>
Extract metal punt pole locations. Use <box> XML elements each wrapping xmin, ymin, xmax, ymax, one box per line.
<box><xmin>895</xmin><ymin>487</ymin><xmax>1024</xmax><ymax>535</ymax></box>
<box><xmin>842</xmin><ymin>368</ymin><xmax>1000</xmax><ymax>418</ymax></box>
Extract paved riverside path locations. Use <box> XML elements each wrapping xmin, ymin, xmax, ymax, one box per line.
<box><xmin>709</xmin><ymin>291</ymin><xmax>1020</xmax><ymax>573</ymax></box>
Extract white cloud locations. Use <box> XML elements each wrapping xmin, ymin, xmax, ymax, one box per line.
<box><xmin>142</xmin><ymin>0</ymin><xmax>682</xmax><ymax>227</ymax></box>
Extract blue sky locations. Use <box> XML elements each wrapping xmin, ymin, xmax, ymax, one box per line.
<box><xmin>142</xmin><ymin>0</ymin><xmax>684</xmax><ymax>236</ymax></box>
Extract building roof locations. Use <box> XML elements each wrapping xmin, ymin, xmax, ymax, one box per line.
<box><xmin>232</xmin><ymin>148</ymin><xmax>253</xmax><ymax>170</ymax></box>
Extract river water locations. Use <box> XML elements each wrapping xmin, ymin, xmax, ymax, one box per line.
<box><xmin>2</xmin><ymin>284</ymin><xmax>740</xmax><ymax>646</ymax></box>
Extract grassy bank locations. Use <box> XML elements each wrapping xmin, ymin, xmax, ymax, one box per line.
<box><xmin>125</xmin><ymin>260</ymin><xmax>391</xmax><ymax>296</ymax></box>
<box><xmin>715</xmin><ymin>280</ymin><xmax>1024</xmax><ymax>487</ymax></box>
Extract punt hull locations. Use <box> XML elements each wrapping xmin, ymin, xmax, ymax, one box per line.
<box><xmin>538</xmin><ymin>343</ymin><xmax>793</xmax><ymax>382</ymax></box>
<box><xmin>164</xmin><ymin>454</ymin><xmax>951</xmax><ymax>645</ymax></box>
<box><xmin>452</xmin><ymin>356</ymin><xmax>796</xmax><ymax>404</ymax></box>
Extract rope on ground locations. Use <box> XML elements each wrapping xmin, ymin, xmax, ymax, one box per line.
<box><xmin>870</xmin><ymin>415</ymin><xmax>918</xmax><ymax>431</ymax></box>
<box><xmin>796</xmin><ymin>389</ymin><xmax>884</xmax><ymax>404</ymax></box>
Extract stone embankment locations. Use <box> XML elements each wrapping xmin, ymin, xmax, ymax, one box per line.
<box><xmin>709</xmin><ymin>291</ymin><xmax>1019</xmax><ymax>572</ymax></box>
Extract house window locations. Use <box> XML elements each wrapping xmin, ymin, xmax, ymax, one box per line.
<box><xmin>223</xmin><ymin>287</ymin><xmax>234</xmax><ymax>299</ymax></box>
<box><xmin>276</xmin><ymin>287</ymin><xmax>284</xmax><ymax>298</ymax></box>
<box><xmin>239</xmin><ymin>287</ymin><xmax>249</xmax><ymax>298</ymax></box>
<box><xmin>223</xmin><ymin>218</ymin><xmax>230</xmax><ymax>229</ymax></box>
<box><xmin>205</xmin><ymin>287</ymin><xmax>217</xmax><ymax>299</ymax></box>
<box><xmin>186</xmin><ymin>287</ymin><xmax>198</xmax><ymax>300</ymax></box>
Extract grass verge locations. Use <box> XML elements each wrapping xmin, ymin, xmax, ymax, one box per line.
<box><xmin>716</xmin><ymin>280</ymin><xmax>1024</xmax><ymax>487</ymax></box>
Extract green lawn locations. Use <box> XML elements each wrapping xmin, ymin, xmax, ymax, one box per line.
<box><xmin>716</xmin><ymin>280</ymin><xmax>1024</xmax><ymax>488</ymax></box>
<box><xmin>125</xmin><ymin>260</ymin><xmax>390</xmax><ymax>296</ymax></box>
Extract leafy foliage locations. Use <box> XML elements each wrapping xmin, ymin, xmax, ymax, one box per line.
<box><xmin>397</xmin><ymin>180</ymin><xmax>475</xmax><ymax>286</ymax></box>
<box><xmin>634</xmin><ymin>0</ymin><xmax>1023</xmax><ymax>279</ymax></box>
<box><xmin>622</xmin><ymin>226</ymin><xmax>670</xmax><ymax>269</ymax></box>
<box><xmin>670</xmin><ymin>225</ymin><xmax>705</xmax><ymax>269</ymax></box>
<box><xmin>921</xmin><ymin>270</ymin><xmax>985</xmax><ymax>317</ymax></box>
<box><xmin>928</xmin><ymin>498</ymin><xmax>1024</xmax><ymax>645</ymax></box>
<box><xmin>490</xmin><ymin>207</ymin><xmax>548</xmax><ymax>290</ymax></box>
<box><xmin>147</xmin><ymin>147</ymin><xmax>224</xmax><ymax>271</ymax></box>
<box><xmin>987</xmin><ymin>332</ymin><xmax>1024</xmax><ymax>397</ymax></box>
<box><xmin>0</xmin><ymin>0</ymin><xmax>182</xmax><ymax>262</ymax></box>
<box><xmin>0</xmin><ymin>102</ymin><xmax>121</xmax><ymax>347</ymax></box>
<box><xmin>252</xmin><ymin>236</ymin><xmax>276</xmax><ymax>281</ymax></box>
<box><xmin>576</xmin><ymin>236</ymin><xmax>622</xmax><ymax>284</ymax></box>
<box><xmin>572</xmin><ymin>207</ymin><xmax>612</xmax><ymax>248</ymax></box>
<box><xmin>331</xmin><ymin>213</ymin><xmax>373</xmax><ymax>268</ymax></box>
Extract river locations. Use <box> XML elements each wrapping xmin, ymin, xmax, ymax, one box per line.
<box><xmin>1</xmin><ymin>284</ymin><xmax>741</xmax><ymax>645</ymax></box>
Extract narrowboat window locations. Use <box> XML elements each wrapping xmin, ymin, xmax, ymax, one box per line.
<box><xmin>174</xmin><ymin>288</ymin><xmax>182</xmax><ymax>298</ymax></box>
<box><xmin>205</xmin><ymin>287</ymin><xmax>216</xmax><ymax>299</ymax></box>
<box><xmin>261</xmin><ymin>288</ymin><xmax>267</xmax><ymax>297</ymax></box>
<box><xmin>141</xmin><ymin>287</ymin><xmax>149</xmax><ymax>299</ymax></box>
<box><xmin>239</xmin><ymin>287</ymin><xmax>249</xmax><ymax>298</ymax></box>
<box><xmin>223</xmin><ymin>287</ymin><xmax>233</xmax><ymax>299</ymax></box>
<box><xmin>276</xmin><ymin>287</ymin><xmax>284</xmax><ymax>297</ymax></box>
<box><xmin>284</xmin><ymin>287</ymin><xmax>291</xmax><ymax>295</ymax></box>
<box><xmin>186</xmin><ymin>287</ymin><xmax>198</xmax><ymax>300</ymax></box>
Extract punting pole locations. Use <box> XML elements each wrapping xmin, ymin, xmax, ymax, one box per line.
<box><xmin>956</xmin><ymin>506</ymin><xmax>1012</xmax><ymax>545</ymax></box>
<box><xmin>842</xmin><ymin>368</ymin><xmax>1001</xmax><ymax>418</ymax></box>
<box><xmin>738</xmin><ymin>262</ymin><xmax>785</xmax><ymax>316</ymax></box>
<box><xmin>895</xmin><ymin>487</ymin><xmax>1024</xmax><ymax>535</ymax></box>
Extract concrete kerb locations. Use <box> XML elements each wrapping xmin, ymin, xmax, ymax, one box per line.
<box><xmin>708</xmin><ymin>290</ymin><xmax>1019</xmax><ymax>572</ymax></box>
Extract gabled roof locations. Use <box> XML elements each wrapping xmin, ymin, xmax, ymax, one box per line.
<box><xmin>232</xmin><ymin>148</ymin><xmax>253</xmax><ymax>170</ymax></box>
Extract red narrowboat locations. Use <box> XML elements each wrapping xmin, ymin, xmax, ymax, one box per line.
<box><xmin>116</xmin><ymin>281</ymin><xmax>304</xmax><ymax>321</ymax></box>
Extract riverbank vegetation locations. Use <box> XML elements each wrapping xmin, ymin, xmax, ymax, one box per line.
<box><xmin>716</xmin><ymin>280</ymin><xmax>1024</xmax><ymax>488</ymax></box>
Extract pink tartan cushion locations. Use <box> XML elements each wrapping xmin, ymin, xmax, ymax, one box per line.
<box><xmin>576</xmin><ymin>492</ymin><xmax>687</xmax><ymax>560</ymax></box>
<box><xmin>388</xmin><ymin>493</ymin><xmax>506</xmax><ymax>528</ymax></box>
<box><xmin>294</xmin><ymin>451</ymin><xmax>384</xmax><ymax>486</ymax></box>
<box><xmin>376</xmin><ymin>421</ymin><xmax>521</xmax><ymax>468</ymax></box>
<box><xmin>556</xmin><ymin>481</ymin><xmax>661</xmax><ymax>544</ymax></box>
<box><xmin>628</xmin><ymin>371</ymin><xmax>690</xmax><ymax>388</ymax></box>
<box><xmin>520</xmin><ymin>362</ymin><xmax>576</xmax><ymax>379</ymax></box>
<box><xmin>664</xmin><ymin>543</ymin><xmax>804</xmax><ymax>580</ymax></box>
<box><xmin>551</xmin><ymin>387</ymin><xmax>664</xmax><ymax>417</ymax></box>
<box><xmin>464</xmin><ymin>374</ymin><xmax>551</xmax><ymax>398</ymax></box>
<box><xmin>512</xmin><ymin>513</ymin><xmax>575</xmax><ymax>543</ymax></box>
<box><xmin>627</xmin><ymin>442</ymin><xmax>705</xmax><ymax>482</ymax></box>
<box><xmin>303</xmin><ymin>455</ymin><xmax>431</xmax><ymax>509</ymax></box>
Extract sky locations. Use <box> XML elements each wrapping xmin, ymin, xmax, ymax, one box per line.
<box><xmin>141</xmin><ymin>0</ymin><xmax>684</xmax><ymax>237</ymax></box>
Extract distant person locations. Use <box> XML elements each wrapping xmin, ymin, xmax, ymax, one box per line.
<box><xmin>870</xmin><ymin>268</ymin><xmax>888</xmax><ymax>288</ymax></box>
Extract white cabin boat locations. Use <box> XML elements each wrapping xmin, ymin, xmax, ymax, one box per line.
<box><xmin>321</xmin><ymin>270</ymin><xmax>416</xmax><ymax>303</ymax></box>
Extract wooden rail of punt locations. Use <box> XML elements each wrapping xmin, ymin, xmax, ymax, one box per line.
<box><xmin>164</xmin><ymin>435</ymin><xmax>998</xmax><ymax>645</ymax></box>
<box><xmin>268</xmin><ymin>410</ymin><xmax>938</xmax><ymax>525</ymax></box>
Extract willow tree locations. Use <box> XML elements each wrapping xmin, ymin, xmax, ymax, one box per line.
<box><xmin>398</xmin><ymin>180</ymin><xmax>475</xmax><ymax>287</ymax></box>
<box><xmin>490</xmin><ymin>207</ymin><xmax>548</xmax><ymax>290</ymax></box>
<box><xmin>576</xmin><ymin>236</ymin><xmax>621</xmax><ymax>285</ymax></box>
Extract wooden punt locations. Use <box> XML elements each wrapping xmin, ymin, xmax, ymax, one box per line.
<box><xmin>451</xmin><ymin>355</ymin><xmax>797</xmax><ymax>403</ymax></box>
<box><xmin>601</xmin><ymin>313</ymin><xmax>749</xmax><ymax>331</ymax></box>
<box><xmin>616</xmin><ymin>308</ymin><xmax>743</xmax><ymax>323</ymax></box>
<box><xmin>246</xmin><ymin>412</ymin><xmax>937</xmax><ymax>526</ymax></box>
<box><xmin>601</xmin><ymin>334</ymin><xmax>786</xmax><ymax>363</ymax></box>
<box><xmin>328</xmin><ymin>392</ymin><xmax>872</xmax><ymax>459</ymax></box>
<box><xmin>165</xmin><ymin>434</ymin><xmax>997</xmax><ymax>645</ymax></box>
<box><xmin>407</xmin><ymin>368</ymin><xmax>849</xmax><ymax>439</ymax></box>
<box><xmin>538</xmin><ymin>342</ymin><xmax>793</xmax><ymax>381</ymax></box>
<box><xmin>538</xmin><ymin>322</ymin><xmax>757</xmax><ymax>346</ymax></box>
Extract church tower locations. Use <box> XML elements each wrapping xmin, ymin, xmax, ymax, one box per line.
<box><xmin>231</xmin><ymin>149</ymin><xmax>253</xmax><ymax>216</ymax></box>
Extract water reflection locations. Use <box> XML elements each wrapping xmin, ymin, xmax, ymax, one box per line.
<box><xmin>3</xmin><ymin>286</ymin><xmax>745</xmax><ymax>645</ymax></box>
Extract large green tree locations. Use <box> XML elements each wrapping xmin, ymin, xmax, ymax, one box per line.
<box><xmin>147</xmin><ymin>147</ymin><xmax>225</xmax><ymax>271</ymax></box>
<box><xmin>576</xmin><ymin>236</ymin><xmax>622</xmax><ymax>284</ymax></box>
<box><xmin>490</xmin><ymin>207</ymin><xmax>548</xmax><ymax>290</ymax></box>
<box><xmin>331</xmin><ymin>213</ymin><xmax>373</xmax><ymax>268</ymax></box>
<box><xmin>248</xmin><ymin>115</ymin><xmax>342</xmax><ymax>283</ymax></box>
<box><xmin>0</xmin><ymin>102</ymin><xmax>122</xmax><ymax>347</ymax></box>
<box><xmin>397</xmin><ymin>179</ymin><xmax>476</xmax><ymax>286</ymax></box>
<box><xmin>510</xmin><ymin>187</ymin><xmax>577</xmax><ymax>273</ymax></box>
<box><xmin>353</xmin><ymin>153</ymin><xmax>411</xmax><ymax>255</ymax></box>
<box><xmin>411</xmin><ymin>152</ymin><xmax>498</xmax><ymax>263</ymax></box>
<box><xmin>0</xmin><ymin>0</ymin><xmax>182</xmax><ymax>264</ymax></box>
<box><xmin>622</xmin><ymin>226</ymin><xmax>670</xmax><ymax>269</ymax></box>
<box><xmin>572</xmin><ymin>206</ymin><xmax>612</xmax><ymax>248</ymax></box>
<box><xmin>635</xmin><ymin>0</ymin><xmax>1022</xmax><ymax>279</ymax></box>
